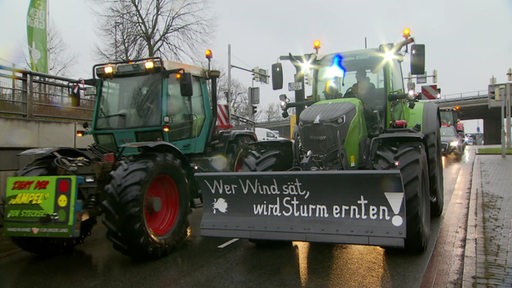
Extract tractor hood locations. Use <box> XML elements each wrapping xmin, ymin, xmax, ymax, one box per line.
<box><xmin>299</xmin><ymin>101</ymin><xmax>357</xmax><ymax>124</ymax></box>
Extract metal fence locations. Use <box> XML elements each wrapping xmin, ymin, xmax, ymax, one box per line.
<box><xmin>0</xmin><ymin>65</ymin><xmax>95</xmax><ymax>122</ymax></box>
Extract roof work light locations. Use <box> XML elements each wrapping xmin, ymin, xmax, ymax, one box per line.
<box><xmin>205</xmin><ymin>49</ymin><xmax>213</xmax><ymax>59</ymax></box>
<box><xmin>402</xmin><ymin>27</ymin><xmax>411</xmax><ymax>39</ymax></box>
<box><xmin>313</xmin><ymin>40</ymin><xmax>321</xmax><ymax>53</ymax></box>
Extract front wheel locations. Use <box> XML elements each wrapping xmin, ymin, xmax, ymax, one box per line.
<box><xmin>102</xmin><ymin>152</ymin><xmax>190</xmax><ymax>260</ymax></box>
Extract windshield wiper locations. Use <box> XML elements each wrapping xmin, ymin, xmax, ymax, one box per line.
<box><xmin>100</xmin><ymin>112</ymin><xmax>127</xmax><ymax>119</ymax></box>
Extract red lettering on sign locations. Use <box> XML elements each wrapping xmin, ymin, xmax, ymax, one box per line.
<box><xmin>34</xmin><ymin>180</ymin><xmax>50</xmax><ymax>190</ymax></box>
<box><xmin>11</xmin><ymin>181</ymin><xmax>34</xmax><ymax>190</ymax></box>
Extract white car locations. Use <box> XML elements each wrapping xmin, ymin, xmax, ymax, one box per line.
<box><xmin>255</xmin><ymin>127</ymin><xmax>280</xmax><ymax>141</ymax></box>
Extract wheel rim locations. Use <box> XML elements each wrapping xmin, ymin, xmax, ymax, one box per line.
<box><xmin>144</xmin><ymin>174</ymin><xmax>179</xmax><ymax>236</ymax></box>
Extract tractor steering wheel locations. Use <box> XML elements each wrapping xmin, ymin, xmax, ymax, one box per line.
<box><xmin>344</xmin><ymin>87</ymin><xmax>356</xmax><ymax>98</ymax></box>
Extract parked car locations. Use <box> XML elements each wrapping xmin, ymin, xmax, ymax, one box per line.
<box><xmin>441</xmin><ymin>126</ymin><xmax>465</xmax><ymax>160</ymax></box>
<box><xmin>465</xmin><ymin>135</ymin><xmax>474</xmax><ymax>145</ymax></box>
<box><xmin>255</xmin><ymin>127</ymin><xmax>280</xmax><ymax>141</ymax></box>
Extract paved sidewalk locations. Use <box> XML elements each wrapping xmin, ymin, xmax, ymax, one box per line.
<box><xmin>464</xmin><ymin>154</ymin><xmax>512</xmax><ymax>287</ymax></box>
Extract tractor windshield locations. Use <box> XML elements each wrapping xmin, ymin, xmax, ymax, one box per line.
<box><xmin>95</xmin><ymin>75</ymin><xmax>162</xmax><ymax>129</ymax></box>
<box><xmin>315</xmin><ymin>51</ymin><xmax>385</xmax><ymax>102</ymax></box>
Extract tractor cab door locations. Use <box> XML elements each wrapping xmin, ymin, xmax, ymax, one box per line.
<box><xmin>165</xmin><ymin>74</ymin><xmax>209</xmax><ymax>153</ymax></box>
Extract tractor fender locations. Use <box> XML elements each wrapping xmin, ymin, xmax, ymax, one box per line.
<box><xmin>125</xmin><ymin>141</ymin><xmax>199</xmax><ymax>201</ymax></box>
<box><xmin>369</xmin><ymin>130</ymin><xmax>425</xmax><ymax>158</ymax></box>
<box><xmin>421</xmin><ymin>101</ymin><xmax>441</xmax><ymax>135</ymax></box>
<box><xmin>19</xmin><ymin>147</ymin><xmax>90</xmax><ymax>158</ymax></box>
<box><xmin>371</xmin><ymin>130</ymin><xmax>425</xmax><ymax>143</ymax></box>
<box><xmin>215</xmin><ymin>129</ymin><xmax>257</xmax><ymax>143</ymax></box>
<box><xmin>17</xmin><ymin>147</ymin><xmax>95</xmax><ymax>167</ymax></box>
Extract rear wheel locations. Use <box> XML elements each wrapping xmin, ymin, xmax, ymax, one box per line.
<box><xmin>240</xmin><ymin>150</ymin><xmax>282</xmax><ymax>172</ymax></box>
<box><xmin>396</xmin><ymin>143</ymin><xmax>431</xmax><ymax>252</ymax></box>
<box><xmin>10</xmin><ymin>157</ymin><xmax>96</xmax><ymax>256</ymax></box>
<box><xmin>426</xmin><ymin>129</ymin><xmax>444</xmax><ymax>217</ymax></box>
<box><xmin>102</xmin><ymin>152</ymin><xmax>190</xmax><ymax>260</ymax></box>
<box><xmin>229</xmin><ymin>136</ymin><xmax>253</xmax><ymax>172</ymax></box>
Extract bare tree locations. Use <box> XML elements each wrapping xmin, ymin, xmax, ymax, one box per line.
<box><xmin>47</xmin><ymin>24</ymin><xmax>75</xmax><ymax>76</ymax></box>
<box><xmin>217</xmin><ymin>76</ymin><xmax>252</xmax><ymax>118</ymax></box>
<box><xmin>94</xmin><ymin>0</ymin><xmax>212</xmax><ymax>62</ymax></box>
<box><xmin>263</xmin><ymin>102</ymin><xmax>283</xmax><ymax>122</ymax></box>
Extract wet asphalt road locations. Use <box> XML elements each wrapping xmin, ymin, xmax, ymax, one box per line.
<box><xmin>0</xmin><ymin>149</ymin><xmax>472</xmax><ymax>288</ymax></box>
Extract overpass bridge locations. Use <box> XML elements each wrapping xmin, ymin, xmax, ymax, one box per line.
<box><xmin>0</xmin><ymin>65</ymin><xmax>94</xmax><ymax>174</ymax></box>
<box><xmin>434</xmin><ymin>91</ymin><xmax>507</xmax><ymax>144</ymax></box>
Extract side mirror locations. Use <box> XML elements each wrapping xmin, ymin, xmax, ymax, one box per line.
<box><xmin>180</xmin><ymin>72</ymin><xmax>193</xmax><ymax>96</ymax></box>
<box><xmin>272</xmin><ymin>63</ymin><xmax>283</xmax><ymax>90</ymax></box>
<box><xmin>83</xmin><ymin>78</ymin><xmax>97</xmax><ymax>86</ymax></box>
<box><xmin>410</xmin><ymin>44</ymin><xmax>425</xmax><ymax>75</ymax></box>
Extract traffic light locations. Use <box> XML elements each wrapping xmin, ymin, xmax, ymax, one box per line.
<box><xmin>252</xmin><ymin>105</ymin><xmax>257</xmax><ymax>115</ymax></box>
<box><xmin>489</xmin><ymin>84</ymin><xmax>504</xmax><ymax>101</ymax></box>
<box><xmin>252</xmin><ymin>67</ymin><xmax>260</xmax><ymax>82</ymax></box>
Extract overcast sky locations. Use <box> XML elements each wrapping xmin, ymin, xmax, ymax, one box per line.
<box><xmin>1</xmin><ymin>0</ymin><xmax>511</xmax><ymax>132</ymax></box>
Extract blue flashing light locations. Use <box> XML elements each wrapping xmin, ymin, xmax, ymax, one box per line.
<box><xmin>327</xmin><ymin>54</ymin><xmax>346</xmax><ymax>78</ymax></box>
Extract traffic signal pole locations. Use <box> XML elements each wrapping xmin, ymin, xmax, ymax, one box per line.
<box><xmin>227</xmin><ymin>44</ymin><xmax>268</xmax><ymax>122</ymax></box>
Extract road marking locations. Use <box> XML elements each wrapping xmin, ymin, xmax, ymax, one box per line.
<box><xmin>217</xmin><ymin>238</ymin><xmax>239</xmax><ymax>248</ymax></box>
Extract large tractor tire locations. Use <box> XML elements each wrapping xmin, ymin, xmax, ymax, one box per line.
<box><xmin>426</xmin><ymin>129</ymin><xmax>444</xmax><ymax>217</ymax></box>
<box><xmin>396</xmin><ymin>142</ymin><xmax>431</xmax><ymax>252</ymax></box>
<box><xmin>240</xmin><ymin>149</ymin><xmax>292</xmax><ymax>247</ymax></box>
<box><xmin>102</xmin><ymin>152</ymin><xmax>190</xmax><ymax>260</ymax></box>
<box><xmin>423</xmin><ymin>103</ymin><xmax>444</xmax><ymax>217</ymax></box>
<box><xmin>240</xmin><ymin>150</ymin><xmax>282</xmax><ymax>172</ymax></box>
<box><xmin>10</xmin><ymin>157</ymin><xmax>96</xmax><ymax>256</ymax></box>
<box><xmin>228</xmin><ymin>135</ymin><xmax>253</xmax><ymax>172</ymax></box>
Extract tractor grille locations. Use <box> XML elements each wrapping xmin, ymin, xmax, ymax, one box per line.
<box><xmin>299</xmin><ymin>102</ymin><xmax>356</xmax><ymax>156</ymax></box>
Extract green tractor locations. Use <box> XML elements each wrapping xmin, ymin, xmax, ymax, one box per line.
<box><xmin>3</xmin><ymin>55</ymin><xmax>256</xmax><ymax>259</ymax></box>
<box><xmin>197</xmin><ymin>29</ymin><xmax>443</xmax><ymax>252</ymax></box>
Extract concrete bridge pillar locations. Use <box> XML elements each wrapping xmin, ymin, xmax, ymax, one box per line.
<box><xmin>483</xmin><ymin>112</ymin><xmax>501</xmax><ymax>144</ymax></box>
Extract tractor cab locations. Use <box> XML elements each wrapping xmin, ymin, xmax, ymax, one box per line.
<box><xmin>84</xmin><ymin>58</ymin><xmax>214</xmax><ymax>155</ymax></box>
<box><xmin>275</xmin><ymin>30</ymin><xmax>425</xmax><ymax>139</ymax></box>
<box><xmin>310</xmin><ymin>50</ymin><xmax>397</xmax><ymax>135</ymax></box>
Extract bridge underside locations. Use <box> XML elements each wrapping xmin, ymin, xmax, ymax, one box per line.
<box><xmin>437</xmin><ymin>97</ymin><xmax>507</xmax><ymax>145</ymax></box>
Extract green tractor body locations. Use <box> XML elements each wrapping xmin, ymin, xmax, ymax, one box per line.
<box><xmin>197</xmin><ymin>33</ymin><xmax>443</xmax><ymax>252</ymax></box>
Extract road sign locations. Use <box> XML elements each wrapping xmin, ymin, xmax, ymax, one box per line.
<box><xmin>416</xmin><ymin>74</ymin><xmax>427</xmax><ymax>84</ymax></box>
<box><xmin>421</xmin><ymin>85</ymin><xmax>438</xmax><ymax>99</ymax></box>
<box><xmin>217</xmin><ymin>104</ymin><xmax>232</xmax><ymax>129</ymax></box>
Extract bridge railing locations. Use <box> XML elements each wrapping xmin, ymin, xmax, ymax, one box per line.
<box><xmin>0</xmin><ymin>65</ymin><xmax>95</xmax><ymax>122</ymax></box>
<box><xmin>438</xmin><ymin>90</ymin><xmax>488</xmax><ymax>100</ymax></box>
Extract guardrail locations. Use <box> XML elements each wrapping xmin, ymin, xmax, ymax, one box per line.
<box><xmin>0</xmin><ymin>65</ymin><xmax>94</xmax><ymax>122</ymax></box>
<box><xmin>438</xmin><ymin>90</ymin><xmax>488</xmax><ymax>100</ymax></box>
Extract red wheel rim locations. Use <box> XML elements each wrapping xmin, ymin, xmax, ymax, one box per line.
<box><xmin>144</xmin><ymin>174</ymin><xmax>179</xmax><ymax>236</ymax></box>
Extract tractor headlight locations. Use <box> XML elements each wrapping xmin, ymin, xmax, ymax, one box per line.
<box><xmin>450</xmin><ymin>140</ymin><xmax>459</xmax><ymax>147</ymax></box>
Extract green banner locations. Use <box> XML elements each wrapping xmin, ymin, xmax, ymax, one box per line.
<box><xmin>27</xmin><ymin>0</ymin><xmax>48</xmax><ymax>73</ymax></box>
